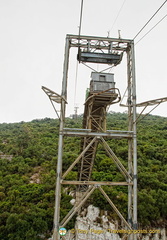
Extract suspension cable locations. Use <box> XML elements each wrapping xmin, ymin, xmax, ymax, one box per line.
<box><xmin>135</xmin><ymin>13</ymin><xmax>167</xmax><ymax>45</ymax></box>
<box><xmin>78</xmin><ymin>0</ymin><xmax>84</xmax><ymax>37</ymax></box>
<box><xmin>109</xmin><ymin>0</ymin><xmax>127</xmax><ymax>36</ymax></box>
<box><xmin>133</xmin><ymin>0</ymin><xmax>167</xmax><ymax>40</ymax></box>
<box><xmin>74</xmin><ymin>0</ymin><xmax>84</xmax><ymax>108</ymax></box>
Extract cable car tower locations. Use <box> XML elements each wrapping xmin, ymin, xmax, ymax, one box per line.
<box><xmin>43</xmin><ymin>34</ymin><xmax>138</xmax><ymax>240</ymax></box>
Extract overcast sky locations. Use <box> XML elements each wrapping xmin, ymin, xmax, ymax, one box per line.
<box><xmin>0</xmin><ymin>0</ymin><xmax>167</xmax><ymax>123</ymax></box>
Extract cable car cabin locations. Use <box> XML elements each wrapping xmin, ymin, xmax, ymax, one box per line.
<box><xmin>85</xmin><ymin>72</ymin><xmax>119</xmax><ymax>108</ymax></box>
<box><xmin>77</xmin><ymin>50</ymin><xmax>123</xmax><ymax>66</ymax></box>
<box><xmin>90</xmin><ymin>72</ymin><xmax>115</xmax><ymax>94</ymax></box>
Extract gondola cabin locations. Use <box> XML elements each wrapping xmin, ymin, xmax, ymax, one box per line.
<box><xmin>90</xmin><ymin>72</ymin><xmax>115</xmax><ymax>93</ymax></box>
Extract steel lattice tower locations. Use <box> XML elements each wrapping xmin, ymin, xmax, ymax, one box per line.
<box><xmin>44</xmin><ymin>34</ymin><xmax>138</xmax><ymax>240</ymax></box>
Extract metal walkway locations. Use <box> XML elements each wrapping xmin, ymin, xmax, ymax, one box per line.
<box><xmin>78</xmin><ymin>89</ymin><xmax>120</xmax><ymax>191</ymax></box>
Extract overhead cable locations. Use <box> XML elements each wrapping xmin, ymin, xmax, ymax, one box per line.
<box><xmin>135</xmin><ymin>13</ymin><xmax>167</xmax><ymax>45</ymax></box>
<box><xmin>74</xmin><ymin>0</ymin><xmax>84</xmax><ymax>107</ymax></box>
<box><xmin>109</xmin><ymin>0</ymin><xmax>127</xmax><ymax>36</ymax></box>
<box><xmin>78</xmin><ymin>0</ymin><xmax>84</xmax><ymax>37</ymax></box>
<box><xmin>133</xmin><ymin>0</ymin><xmax>167</xmax><ymax>40</ymax></box>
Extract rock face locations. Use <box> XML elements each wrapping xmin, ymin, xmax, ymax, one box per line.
<box><xmin>64</xmin><ymin>205</ymin><xmax>166</xmax><ymax>240</ymax></box>
<box><xmin>74</xmin><ymin>205</ymin><xmax>121</xmax><ymax>240</ymax></box>
<box><xmin>0</xmin><ymin>152</ymin><xmax>13</xmax><ymax>161</ymax></box>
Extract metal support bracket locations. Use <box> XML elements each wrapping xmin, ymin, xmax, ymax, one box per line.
<box><xmin>42</xmin><ymin>86</ymin><xmax>67</xmax><ymax>120</ymax></box>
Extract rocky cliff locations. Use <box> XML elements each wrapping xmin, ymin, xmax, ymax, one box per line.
<box><xmin>64</xmin><ymin>205</ymin><xmax>166</xmax><ymax>240</ymax></box>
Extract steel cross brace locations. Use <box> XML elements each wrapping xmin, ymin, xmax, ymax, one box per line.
<box><xmin>60</xmin><ymin>185</ymin><xmax>132</xmax><ymax>231</ymax></box>
<box><xmin>60</xmin><ymin>185</ymin><xmax>96</xmax><ymax>227</ymax></box>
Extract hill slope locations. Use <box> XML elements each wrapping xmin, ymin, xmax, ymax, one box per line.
<box><xmin>0</xmin><ymin>113</ymin><xmax>166</xmax><ymax>239</ymax></box>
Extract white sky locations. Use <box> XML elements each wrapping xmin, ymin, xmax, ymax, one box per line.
<box><xmin>0</xmin><ymin>0</ymin><xmax>167</xmax><ymax>123</ymax></box>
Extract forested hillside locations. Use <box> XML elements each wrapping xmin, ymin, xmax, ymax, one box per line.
<box><xmin>0</xmin><ymin>113</ymin><xmax>167</xmax><ymax>240</ymax></box>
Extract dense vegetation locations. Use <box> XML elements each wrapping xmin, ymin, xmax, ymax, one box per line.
<box><xmin>0</xmin><ymin>113</ymin><xmax>167</xmax><ymax>239</ymax></box>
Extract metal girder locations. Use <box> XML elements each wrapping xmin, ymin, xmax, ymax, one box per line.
<box><xmin>60</xmin><ymin>186</ymin><xmax>94</xmax><ymax>226</ymax></box>
<box><xmin>61</xmin><ymin>180</ymin><xmax>133</xmax><ymax>186</ymax></box>
<box><xmin>134</xmin><ymin>97</ymin><xmax>167</xmax><ymax>123</ymax></box>
<box><xmin>62</xmin><ymin>137</ymin><xmax>97</xmax><ymax>179</ymax></box>
<box><xmin>52</xmin><ymin>36</ymin><xmax>70</xmax><ymax>240</ymax></box>
<box><xmin>42</xmin><ymin>86</ymin><xmax>67</xmax><ymax>120</ymax></box>
<box><xmin>62</xmin><ymin>130</ymin><xmax>133</xmax><ymax>138</ymax></box>
<box><xmin>78</xmin><ymin>137</ymin><xmax>98</xmax><ymax>191</ymax></box>
<box><xmin>67</xmin><ymin>34</ymin><xmax>132</xmax><ymax>53</ymax></box>
<box><xmin>127</xmin><ymin>42</ymin><xmax>137</xmax><ymax>238</ymax></box>
<box><xmin>60</xmin><ymin>186</ymin><xmax>96</xmax><ymax>227</ymax></box>
<box><xmin>99</xmin><ymin>186</ymin><xmax>132</xmax><ymax>230</ymax></box>
<box><xmin>136</xmin><ymin>96</ymin><xmax>167</xmax><ymax>107</ymax></box>
<box><xmin>62</xmin><ymin>135</ymin><xmax>133</xmax><ymax>185</ymax></box>
<box><xmin>60</xmin><ymin>185</ymin><xmax>132</xmax><ymax>231</ymax></box>
<box><xmin>100</xmin><ymin>137</ymin><xmax>132</xmax><ymax>181</ymax></box>
<box><xmin>42</xmin><ymin>86</ymin><xmax>67</xmax><ymax>104</ymax></box>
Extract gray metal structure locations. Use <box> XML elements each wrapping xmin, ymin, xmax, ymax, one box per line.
<box><xmin>44</xmin><ymin>34</ymin><xmax>138</xmax><ymax>240</ymax></box>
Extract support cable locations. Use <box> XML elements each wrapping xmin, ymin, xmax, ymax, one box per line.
<box><xmin>133</xmin><ymin>0</ymin><xmax>167</xmax><ymax>40</ymax></box>
<box><xmin>78</xmin><ymin>0</ymin><xmax>84</xmax><ymax>37</ymax></box>
<box><xmin>135</xmin><ymin>13</ymin><xmax>167</xmax><ymax>45</ymax></box>
<box><xmin>108</xmin><ymin>0</ymin><xmax>127</xmax><ymax>36</ymax></box>
<box><xmin>74</xmin><ymin>0</ymin><xmax>84</xmax><ymax>109</ymax></box>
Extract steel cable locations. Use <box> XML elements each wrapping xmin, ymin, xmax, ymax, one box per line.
<box><xmin>74</xmin><ymin>0</ymin><xmax>84</xmax><ymax>109</ymax></box>
<box><xmin>109</xmin><ymin>0</ymin><xmax>127</xmax><ymax>36</ymax></box>
<box><xmin>135</xmin><ymin>13</ymin><xmax>167</xmax><ymax>45</ymax></box>
<box><xmin>133</xmin><ymin>0</ymin><xmax>167</xmax><ymax>40</ymax></box>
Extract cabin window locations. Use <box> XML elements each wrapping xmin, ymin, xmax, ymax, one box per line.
<box><xmin>99</xmin><ymin>75</ymin><xmax>106</xmax><ymax>82</ymax></box>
